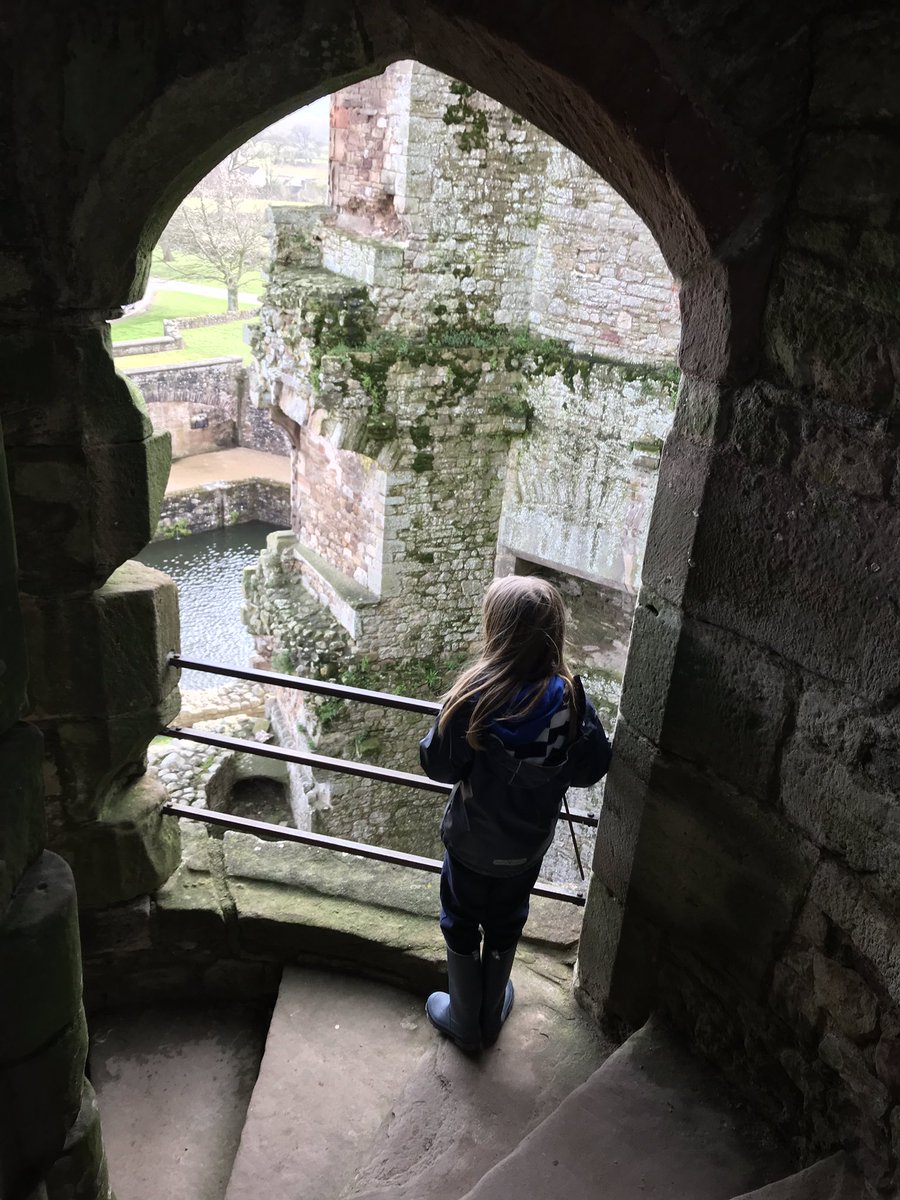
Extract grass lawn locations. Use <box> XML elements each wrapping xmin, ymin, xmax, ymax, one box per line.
<box><xmin>118</xmin><ymin>320</ymin><xmax>254</xmax><ymax>369</ymax></box>
<box><xmin>111</xmin><ymin>291</ymin><xmax>233</xmax><ymax>341</ymax></box>
<box><xmin>149</xmin><ymin>250</ymin><xmax>264</xmax><ymax>294</ymax></box>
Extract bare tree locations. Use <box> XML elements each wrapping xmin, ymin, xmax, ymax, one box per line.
<box><xmin>166</xmin><ymin>149</ymin><xmax>266</xmax><ymax>311</ymax></box>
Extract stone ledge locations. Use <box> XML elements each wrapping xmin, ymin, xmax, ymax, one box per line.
<box><xmin>147</xmin><ymin>830</ymin><xmax>581</xmax><ymax>999</ymax></box>
<box><xmin>124</xmin><ymin>354</ymin><xmax>243</xmax><ymax>376</ymax></box>
<box><xmin>295</xmin><ymin>541</ymin><xmax>379</xmax><ymax>639</ymax></box>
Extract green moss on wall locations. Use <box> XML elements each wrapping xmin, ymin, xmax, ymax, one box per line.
<box><xmin>443</xmin><ymin>81</ymin><xmax>490</xmax><ymax>152</ymax></box>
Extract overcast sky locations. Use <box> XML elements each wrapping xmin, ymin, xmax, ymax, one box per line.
<box><xmin>267</xmin><ymin>95</ymin><xmax>330</xmax><ymax>141</ymax></box>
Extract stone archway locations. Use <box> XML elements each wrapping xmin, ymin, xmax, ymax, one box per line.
<box><xmin>2</xmin><ymin>3</ymin><xmax>899</xmax><ymax>1194</ymax></box>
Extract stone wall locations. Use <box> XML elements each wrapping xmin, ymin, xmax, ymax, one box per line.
<box><xmin>174</xmin><ymin>309</ymin><xmax>258</xmax><ymax>330</ymax></box>
<box><xmin>245</xmin><ymin>64</ymin><xmax>681</xmax><ymax>887</ymax></box>
<box><xmin>497</xmin><ymin>363</ymin><xmax>675</xmax><ymax>598</ymax></box>
<box><xmin>528</xmin><ymin>141</ymin><xmax>681</xmax><ymax>360</ymax></box>
<box><xmin>326</xmin><ymin>63</ymin><xmax>680</xmax><ymax>363</ymax></box>
<box><xmin>156</xmin><ymin>479</ymin><xmax>290</xmax><ymax>539</ymax></box>
<box><xmin>125</xmin><ymin>358</ymin><xmax>289</xmax><ymax>459</ymax></box>
<box><xmin>113</xmin><ymin>333</ymin><xmax>183</xmax><ymax>357</ymax></box>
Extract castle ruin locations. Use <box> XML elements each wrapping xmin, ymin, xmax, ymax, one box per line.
<box><xmin>243</xmin><ymin>62</ymin><xmax>680</xmax><ymax>879</ymax></box>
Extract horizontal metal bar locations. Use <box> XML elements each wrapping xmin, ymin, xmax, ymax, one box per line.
<box><xmin>169</xmin><ymin>653</ymin><xmax>442</xmax><ymax>716</ymax></box>
<box><xmin>164</xmin><ymin>725</ymin><xmax>452</xmax><ymax>793</ymax></box>
<box><xmin>162</xmin><ymin>802</ymin><xmax>586</xmax><ymax>907</ymax></box>
<box><xmin>160</xmin><ymin>725</ymin><xmax>598</xmax><ymax>827</ymax></box>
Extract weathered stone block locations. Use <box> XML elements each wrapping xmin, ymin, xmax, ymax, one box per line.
<box><xmin>0</xmin><ymin>325</ymin><xmax>152</xmax><ymax>447</ymax></box>
<box><xmin>55</xmin><ymin>774</ymin><xmax>180</xmax><ymax>910</ymax></box>
<box><xmin>588</xmin><ymin>719</ymin><xmax>652</xmax><ymax>903</ymax></box>
<box><xmin>0</xmin><ymin>435</ymin><xmax>28</xmax><ymax>732</ymax></box>
<box><xmin>44</xmin><ymin>1081</ymin><xmax>111</xmax><ymax>1200</ymax></box>
<box><xmin>0</xmin><ymin>721</ymin><xmax>46</xmax><ymax>913</ymax></box>
<box><xmin>652</xmin><ymin>615</ymin><xmax>789</xmax><ymax>799</ymax></box>
<box><xmin>229</xmin><ymin>866</ymin><xmax>445</xmax><ymax>996</ymax></box>
<box><xmin>684</xmin><ymin>452</ymin><xmax>900</xmax><ymax>700</ymax></box>
<box><xmin>819</xmin><ymin>1025</ymin><xmax>891</xmax><ymax>1120</ymax></box>
<box><xmin>639</xmin><ymin>433</ymin><xmax>710</xmax><ymax>607</ymax></box>
<box><xmin>765</xmin><ymin>249</ymin><xmax>897</xmax><ymax>412</ymax></box>
<box><xmin>810</xmin><ymin>860</ymin><xmax>900</xmax><ymax>1007</ymax></box>
<box><xmin>812</xmin><ymin>954</ymin><xmax>879</xmax><ymax>1042</ymax></box>
<box><xmin>617</xmin><ymin>600</ymin><xmax>680</xmax><ymax>745</ymax></box>
<box><xmin>78</xmin><ymin>895</ymin><xmax>153</xmax><ymax>960</ymax></box>
<box><xmin>41</xmin><ymin>706</ymin><xmax>179</xmax><ymax>827</ymax></box>
<box><xmin>726</xmin><ymin>382</ymin><xmax>797</xmax><ymax>472</ymax></box>
<box><xmin>619</xmin><ymin>746</ymin><xmax>817</xmax><ymax>996</ymax></box>
<box><xmin>22</xmin><ymin>560</ymin><xmax>180</xmax><ymax>720</ymax></box>
<box><xmin>154</xmin><ymin>865</ymin><xmax>228</xmax><ymax>955</ymax></box>
<box><xmin>780</xmin><ymin>744</ymin><xmax>900</xmax><ymax>906</ymax></box>
<box><xmin>793</xmin><ymin>423</ymin><xmax>889</xmax><ymax>501</ymax></box>
<box><xmin>10</xmin><ymin>432</ymin><xmax>171</xmax><ymax>593</ymax></box>
<box><xmin>0</xmin><ymin>852</ymin><xmax>82</xmax><ymax>1063</ymax></box>
<box><xmin>811</xmin><ymin>11</ymin><xmax>900</xmax><ymax>125</ymax></box>
<box><xmin>0</xmin><ymin>1008</ymin><xmax>88</xmax><ymax>1169</ymax></box>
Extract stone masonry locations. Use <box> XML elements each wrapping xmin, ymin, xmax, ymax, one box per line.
<box><xmin>245</xmin><ymin>63</ymin><xmax>678</xmax><ymax>881</ymax></box>
<box><xmin>2</xmin><ymin>6</ymin><xmax>898</xmax><ymax>1194</ymax></box>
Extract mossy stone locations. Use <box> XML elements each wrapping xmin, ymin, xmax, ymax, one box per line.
<box><xmin>21</xmin><ymin>561</ymin><xmax>180</xmax><ymax>721</ymax></box>
<box><xmin>56</xmin><ymin>775</ymin><xmax>181</xmax><ymax>910</ymax></box>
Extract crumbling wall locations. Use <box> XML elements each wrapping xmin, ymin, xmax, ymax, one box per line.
<box><xmin>326</xmin><ymin>63</ymin><xmax>678</xmax><ymax>362</ymax></box>
<box><xmin>246</xmin><ymin>63</ymin><xmax>680</xmax><ymax>886</ymax></box>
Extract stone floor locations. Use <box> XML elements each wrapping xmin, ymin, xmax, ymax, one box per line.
<box><xmin>87</xmin><ymin>966</ymin><xmax>864</xmax><ymax>1200</ymax></box>
<box><xmin>166</xmin><ymin>448</ymin><xmax>291</xmax><ymax>493</ymax></box>
<box><xmin>89</xmin><ymin>1005</ymin><xmax>268</xmax><ymax>1200</ymax></box>
<box><xmin>89</xmin><ymin>957</ymin><xmax>613</xmax><ymax>1200</ymax></box>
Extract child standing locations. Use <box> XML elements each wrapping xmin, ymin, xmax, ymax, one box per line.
<box><xmin>419</xmin><ymin>575</ymin><xmax>612</xmax><ymax>1052</ymax></box>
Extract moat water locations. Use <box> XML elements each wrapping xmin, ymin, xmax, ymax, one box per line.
<box><xmin>137</xmin><ymin>521</ymin><xmax>278</xmax><ymax>688</ymax></box>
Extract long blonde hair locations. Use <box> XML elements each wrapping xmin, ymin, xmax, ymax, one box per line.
<box><xmin>439</xmin><ymin>575</ymin><xmax>575</xmax><ymax>749</ymax></box>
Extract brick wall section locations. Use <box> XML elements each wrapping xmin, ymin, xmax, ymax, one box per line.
<box><xmin>329</xmin><ymin>63</ymin><xmax>411</xmax><ymax>231</ymax></box>
<box><xmin>293</xmin><ymin>428</ymin><xmax>386</xmax><ymax>594</ymax></box>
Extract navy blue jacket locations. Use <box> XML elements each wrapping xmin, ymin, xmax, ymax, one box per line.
<box><xmin>420</xmin><ymin>676</ymin><xmax>612</xmax><ymax>877</ymax></box>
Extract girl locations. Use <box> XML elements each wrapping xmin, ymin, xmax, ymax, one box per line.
<box><xmin>419</xmin><ymin>575</ymin><xmax>612</xmax><ymax>1053</ymax></box>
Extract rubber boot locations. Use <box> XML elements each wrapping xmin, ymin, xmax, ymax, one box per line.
<box><xmin>481</xmin><ymin>944</ymin><xmax>517</xmax><ymax>1047</ymax></box>
<box><xmin>426</xmin><ymin>948</ymin><xmax>482</xmax><ymax>1053</ymax></box>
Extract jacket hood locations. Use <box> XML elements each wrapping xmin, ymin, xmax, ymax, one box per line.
<box><xmin>485</xmin><ymin>675</ymin><xmax>581</xmax><ymax>789</ymax></box>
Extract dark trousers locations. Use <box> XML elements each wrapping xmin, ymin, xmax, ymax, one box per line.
<box><xmin>439</xmin><ymin>851</ymin><xmax>543</xmax><ymax>955</ymax></box>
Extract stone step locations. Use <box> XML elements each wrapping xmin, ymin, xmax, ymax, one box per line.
<box><xmin>457</xmin><ymin>1015</ymin><xmax>791</xmax><ymax>1200</ymax></box>
<box><xmin>340</xmin><ymin>950</ymin><xmax>616</xmax><ymax>1200</ymax></box>
<box><xmin>91</xmin><ymin>1004</ymin><xmax>268</xmax><ymax>1200</ymax></box>
<box><xmin>223</xmin><ymin>966</ymin><xmax>433</xmax><ymax>1200</ymax></box>
<box><xmin>730</xmin><ymin>1153</ymin><xmax>866</xmax><ymax>1199</ymax></box>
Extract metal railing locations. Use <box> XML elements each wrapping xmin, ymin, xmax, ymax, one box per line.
<box><xmin>162</xmin><ymin>653</ymin><xmax>594</xmax><ymax>906</ymax></box>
